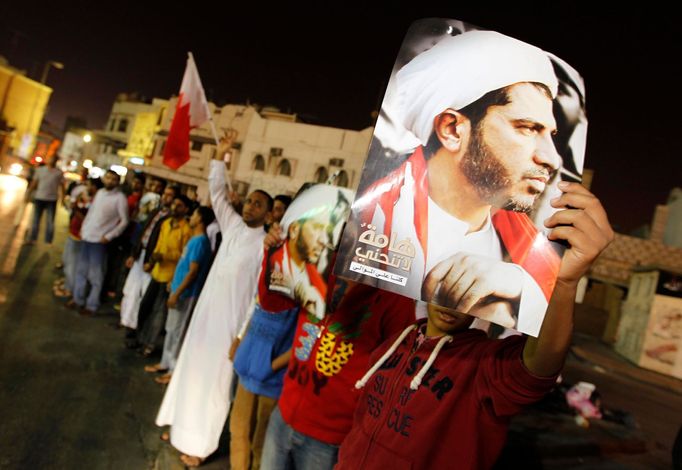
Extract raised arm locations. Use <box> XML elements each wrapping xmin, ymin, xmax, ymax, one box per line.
<box><xmin>209</xmin><ymin>129</ymin><xmax>242</xmax><ymax>234</ymax></box>
<box><xmin>522</xmin><ymin>182</ymin><xmax>614</xmax><ymax>377</ymax></box>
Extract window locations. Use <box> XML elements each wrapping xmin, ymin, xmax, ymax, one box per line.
<box><xmin>314</xmin><ymin>166</ymin><xmax>328</xmax><ymax>183</ymax></box>
<box><xmin>109</xmin><ymin>119</ymin><xmax>116</xmax><ymax>131</ymax></box>
<box><xmin>252</xmin><ymin>154</ymin><xmax>265</xmax><ymax>171</ymax></box>
<box><xmin>191</xmin><ymin>141</ymin><xmax>203</xmax><ymax>151</ymax></box>
<box><xmin>329</xmin><ymin>158</ymin><xmax>344</xmax><ymax>167</ymax></box>
<box><xmin>336</xmin><ymin>170</ymin><xmax>349</xmax><ymax>187</ymax></box>
<box><xmin>117</xmin><ymin>119</ymin><xmax>128</xmax><ymax>133</ymax></box>
<box><xmin>270</xmin><ymin>147</ymin><xmax>283</xmax><ymax>157</ymax></box>
<box><xmin>277</xmin><ymin>159</ymin><xmax>291</xmax><ymax>177</ymax></box>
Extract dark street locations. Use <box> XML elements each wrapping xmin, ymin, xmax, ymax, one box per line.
<box><xmin>0</xmin><ymin>174</ymin><xmax>680</xmax><ymax>469</ymax></box>
<box><xmin>0</xmin><ymin>174</ymin><xmax>167</xmax><ymax>468</ymax></box>
<box><xmin>0</xmin><ymin>175</ymin><xmax>238</xmax><ymax>469</ymax></box>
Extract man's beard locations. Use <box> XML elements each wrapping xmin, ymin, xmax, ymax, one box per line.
<box><xmin>296</xmin><ymin>232</ymin><xmax>318</xmax><ymax>265</ymax></box>
<box><xmin>460</xmin><ymin>122</ymin><xmax>534</xmax><ymax>214</ymax></box>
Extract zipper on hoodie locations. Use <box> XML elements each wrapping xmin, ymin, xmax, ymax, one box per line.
<box><xmin>359</xmin><ymin>328</ymin><xmax>421</xmax><ymax>466</ymax></box>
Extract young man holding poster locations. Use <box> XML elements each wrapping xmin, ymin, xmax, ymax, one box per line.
<box><xmin>340</xmin><ymin>29</ymin><xmax>577</xmax><ymax>337</ymax></box>
<box><xmin>335</xmin><ymin>182</ymin><xmax>614</xmax><ymax>469</ymax></box>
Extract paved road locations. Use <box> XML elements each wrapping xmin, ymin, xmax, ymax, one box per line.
<box><xmin>0</xmin><ymin>174</ymin><xmax>680</xmax><ymax>469</ymax></box>
<box><xmin>0</xmin><ymin>176</ymin><xmax>229</xmax><ymax>469</ymax></box>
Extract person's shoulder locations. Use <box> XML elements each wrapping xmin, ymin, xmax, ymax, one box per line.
<box><xmin>462</xmin><ymin>331</ymin><xmax>527</xmax><ymax>362</ymax></box>
<box><xmin>197</xmin><ymin>235</ymin><xmax>212</xmax><ymax>256</ymax></box>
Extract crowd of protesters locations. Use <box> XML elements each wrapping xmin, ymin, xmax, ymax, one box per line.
<box><xmin>22</xmin><ymin>129</ymin><xmax>613</xmax><ymax>470</ymax></box>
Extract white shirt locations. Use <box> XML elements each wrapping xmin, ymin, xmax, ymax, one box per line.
<box><xmin>33</xmin><ymin>166</ymin><xmax>64</xmax><ymax>201</ymax></box>
<box><xmin>80</xmin><ymin>188</ymin><xmax>129</xmax><ymax>243</ymax></box>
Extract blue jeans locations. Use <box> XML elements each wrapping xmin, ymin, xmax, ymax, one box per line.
<box><xmin>62</xmin><ymin>237</ymin><xmax>81</xmax><ymax>292</ymax></box>
<box><xmin>159</xmin><ymin>296</ymin><xmax>197</xmax><ymax>371</ymax></box>
<box><xmin>30</xmin><ymin>199</ymin><xmax>57</xmax><ymax>243</ymax></box>
<box><xmin>261</xmin><ymin>406</ymin><xmax>339</xmax><ymax>470</ymax></box>
<box><xmin>73</xmin><ymin>241</ymin><xmax>107</xmax><ymax>311</ymax></box>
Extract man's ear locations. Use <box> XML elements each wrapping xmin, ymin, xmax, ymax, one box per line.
<box><xmin>433</xmin><ymin>109</ymin><xmax>469</xmax><ymax>153</ymax></box>
<box><xmin>288</xmin><ymin>221</ymin><xmax>300</xmax><ymax>240</ymax></box>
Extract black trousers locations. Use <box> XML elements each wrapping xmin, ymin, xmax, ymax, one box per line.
<box><xmin>137</xmin><ymin>279</ymin><xmax>168</xmax><ymax>349</ymax></box>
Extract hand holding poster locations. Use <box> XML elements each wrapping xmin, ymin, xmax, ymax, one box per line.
<box><xmin>267</xmin><ymin>184</ymin><xmax>354</xmax><ymax>319</ymax></box>
<box><xmin>335</xmin><ymin>19</ymin><xmax>588</xmax><ymax>337</ymax></box>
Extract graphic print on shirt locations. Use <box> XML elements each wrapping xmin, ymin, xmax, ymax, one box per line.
<box><xmin>294</xmin><ymin>322</ymin><xmax>321</xmax><ymax>362</ymax></box>
<box><xmin>294</xmin><ymin>299</ymin><xmax>374</xmax><ymax>381</ymax></box>
<box><xmin>315</xmin><ymin>303</ymin><xmax>374</xmax><ymax>377</ymax></box>
<box><xmin>364</xmin><ymin>341</ymin><xmax>457</xmax><ymax>439</ymax></box>
<box><xmin>366</xmin><ymin>372</ymin><xmax>417</xmax><ymax>438</ymax></box>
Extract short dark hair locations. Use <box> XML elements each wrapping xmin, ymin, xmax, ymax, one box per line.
<box><xmin>167</xmin><ymin>185</ymin><xmax>181</xmax><ymax>198</ymax></box>
<box><xmin>253</xmin><ymin>189</ymin><xmax>274</xmax><ymax>211</ymax></box>
<box><xmin>89</xmin><ymin>177</ymin><xmax>104</xmax><ymax>189</ymax></box>
<box><xmin>152</xmin><ymin>176</ymin><xmax>167</xmax><ymax>188</ymax></box>
<box><xmin>195</xmin><ymin>206</ymin><xmax>216</xmax><ymax>227</ymax></box>
<box><xmin>274</xmin><ymin>194</ymin><xmax>292</xmax><ymax>209</ymax></box>
<box><xmin>175</xmin><ymin>194</ymin><xmax>192</xmax><ymax>209</ymax></box>
<box><xmin>105</xmin><ymin>169</ymin><xmax>121</xmax><ymax>181</ymax></box>
<box><xmin>133</xmin><ymin>172</ymin><xmax>146</xmax><ymax>183</ymax></box>
<box><xmin>423</xmin><ymin>82</ymin><xmax>552</xmax><ymax>159</ymax></box>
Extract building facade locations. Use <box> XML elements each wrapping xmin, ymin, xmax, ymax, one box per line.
<box><xmin>141</xmin><ymin>100</ymin><xmax>373</xmax><ymax>202</ymax></box>
<box><xmin>0</xmin><ymin>58</ymin><xmax>52</xmax><ymax>159</ymax></box>
<box><xmin>93</xmin><ymin>94</ymin><xmax>168</xmax><ymax>169</ymax></box>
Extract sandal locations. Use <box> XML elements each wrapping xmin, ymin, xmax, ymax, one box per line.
<box><xmin>144</xmin><ymin>363</ymin><xmax>167</xmax><ymax>374</ymax></box>
<box><xmin>180</xmin><ymin>454</ymin><xmax>204</xmax><ymax>467</ymax></box>
<box><xmin>53</xmin><ymin>287</ymin><xmax>71</xmax><ymax>298</ymax></box>
<box><xmin>155</xmin><ymin>373</ymin><xmax>172</xmax><ymax>385</ymax></box>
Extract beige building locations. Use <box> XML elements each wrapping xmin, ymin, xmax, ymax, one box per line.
<box><xmin>93</xmin><ymin>93</ymin><xmax>168</xmax><ymax>168</ymax></box>
<box><xmin>0</xmin><ymin>58</ymin><xmax>52</xmax><ymax>158</ymax></box>
<box><xmin>139</xmin><ymin>99</ymin><xmax>373</xmax><ymax>202</ymax></box>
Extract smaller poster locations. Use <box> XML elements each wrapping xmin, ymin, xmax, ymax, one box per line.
<box><xmin>267</xmin><ymin>184</ymin><xmax>354</xmax><ymax>319</ymax></box>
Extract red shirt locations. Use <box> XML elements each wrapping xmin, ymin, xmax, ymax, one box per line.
<box><xmin>335</xmin><ymin>321</ymin><xmax>557</xmax><ymax>470</ymax></box>
<box><xmin>277</xmin><ymin>281</ymin><xmax>416</xmax><ymax>445</ymax></box>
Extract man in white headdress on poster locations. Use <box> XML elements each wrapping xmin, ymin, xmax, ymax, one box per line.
<box><xmin>342</xmin><ymin>30</ymin><xmax>572</xmax><ymax>337</ymax></box>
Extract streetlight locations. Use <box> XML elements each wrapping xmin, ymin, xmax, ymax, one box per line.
<box><xmin>40</xmin><ymin>60</ymin><xmax>64</xmax><ymax>85</ymax></box>
<box><xmin>83</xmin><ymin>134</ymin><xmax>92</xmax><ymax>143</ymax></box>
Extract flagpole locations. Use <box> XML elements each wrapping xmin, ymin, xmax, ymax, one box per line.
<box><xmin>187</xmin><ymin>52</ymin><xmax>234</xmax><ymax>192</ymax></box>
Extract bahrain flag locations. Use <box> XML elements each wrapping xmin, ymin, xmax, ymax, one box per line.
<box><xmin>163</xmin><ymin>53</ymin><xmax>211</xmax><ymax>170</ymax></box>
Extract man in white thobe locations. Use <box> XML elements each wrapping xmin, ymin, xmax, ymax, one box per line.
<box><xmin>156</xmin><ymin>134</ymin><xmax>273</xmax><ymax>465</ymax></box>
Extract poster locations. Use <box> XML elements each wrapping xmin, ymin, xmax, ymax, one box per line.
<box><xmin>639</xmin><ymin>294</ymin><xmax>682</xmax><ymax>378</ymax></box>
<box><xmin>267</xmin><ymin>184</ymin><xmax>354</xmax><ymax>319</ymax></box>
<box><xmin>334</xmin><ymin>18</ymin><xmax>587</xmax><ymax>337</ymax></box>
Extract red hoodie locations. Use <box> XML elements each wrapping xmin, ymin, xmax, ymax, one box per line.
<box><xmin>335</xmin><ymin>320</ymin><xmax>557</xmax><ymax>470</ymax></box>
<box><xmin>277</xmin><ymin>280</ymin><xmax>416</xmax><ymax>445</ymax></box>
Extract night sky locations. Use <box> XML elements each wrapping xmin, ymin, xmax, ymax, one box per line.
<box><xmin>2</xmin><ymin>6</ymin><xmax>681</xmax><ymax>233</ymax></box>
